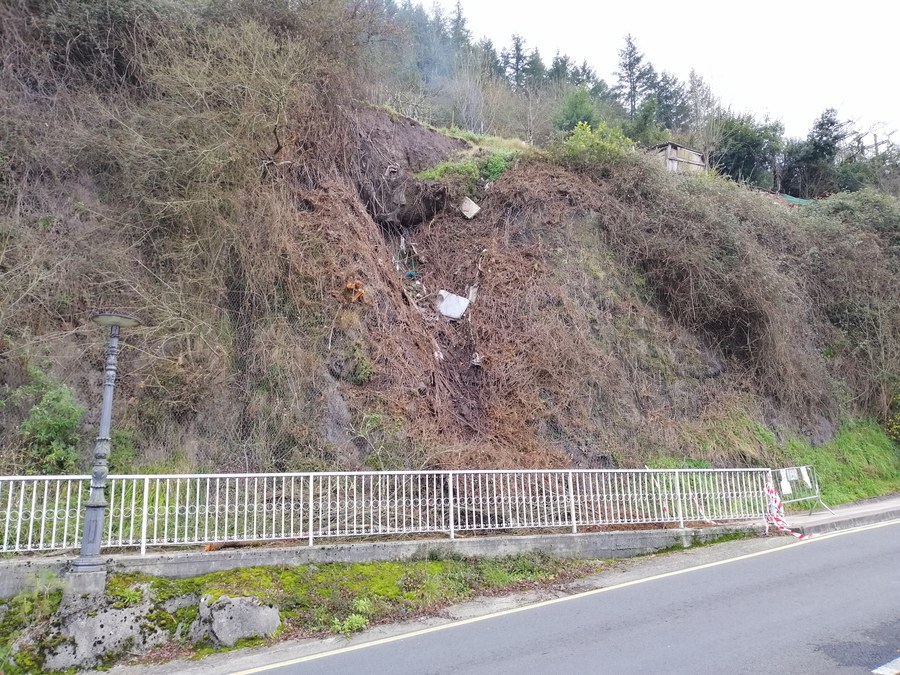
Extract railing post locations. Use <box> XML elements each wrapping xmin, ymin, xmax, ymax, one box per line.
<box><xmin>448</xmin><ymin>472</ymin><xmax>455</xmax><ymax>540</ymax></box>
<box><xmin>674</xmin><ymin>471</ymin><xmax>685</xmax><ymax>529</ymax></box>
<box><xmin>308</xmin><ymin>474</ymin><xmax>315</xmax><ymax>547</ymax></box>
<box><xmin>567</xmin><ymin>470</ymin><xmax>577</xmax><ymax>534</ymax></box>
<box><xmin>140</xmin><ymin>477</ymin><xmax>149</xmax><ymax>556</ymax></box>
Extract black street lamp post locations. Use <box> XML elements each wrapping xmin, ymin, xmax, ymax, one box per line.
<box><xmin>71</xmin><ymin>312</ymin><xmax>141</xmax><ymax>574</ymax></box>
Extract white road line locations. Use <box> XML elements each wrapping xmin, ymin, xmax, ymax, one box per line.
<box><xmin>873</xmin><ymin>656</ymin><xmax>900</xmax><ymax>675</ymax></box>
<box><xmin>232</xmin><ymin>518</ymin><xmax>900</xmax><ymax>675</ymax></box>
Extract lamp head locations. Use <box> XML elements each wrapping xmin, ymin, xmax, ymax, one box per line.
<box><xmin>91</xmin><ymin>312</ymin><xmax>142</xmax><ymax>329</ymax></box>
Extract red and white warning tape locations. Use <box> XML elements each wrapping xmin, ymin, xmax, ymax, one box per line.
<box><xmin>645</xmin><ymin>468</ymin><xmax>669</xmax><ymax>517</ymax></box>
<box><xmin>689</xmin><ymin>493</ymin><xmax>717</xmax><ymax>525</ymax></box>
<box><xmin>765</xmin><ymin>483</ymin><xmax>812</xmax><ymax>540</ymax></box>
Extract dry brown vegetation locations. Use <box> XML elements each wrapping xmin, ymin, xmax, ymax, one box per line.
<box><xmin>1</xmin><ymin>0</ymin><xmax>897</xmax><ymax>474</ymax></box>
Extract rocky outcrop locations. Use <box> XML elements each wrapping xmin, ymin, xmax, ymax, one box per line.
<box><xmin>40</xmin><ymin>590</ymin><xmax>280</xmax><ymax>670</ymax></box>
<box><xmin>192</xmin><ymin>595</ymin><xmax>281</xmax><ymax>647</ymax></box>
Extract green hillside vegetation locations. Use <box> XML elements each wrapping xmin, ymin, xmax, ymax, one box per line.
<box><xmin>0</xmin><ymin>1</ymin><xmax>897</xmax><ymax>502</ymax></box>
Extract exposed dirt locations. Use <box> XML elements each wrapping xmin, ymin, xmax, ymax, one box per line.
<box><xmin>354</xmin><ymin>107</ymin><xmax>467</xmax><ymax>231</ymax></box>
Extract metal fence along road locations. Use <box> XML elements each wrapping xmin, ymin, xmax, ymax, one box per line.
<box><xmin>0</xmin><ymin>467</ymin><xmax>801</xmax><ymax>554</ymax></box>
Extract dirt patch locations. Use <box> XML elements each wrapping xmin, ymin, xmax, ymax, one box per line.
<box><xmin>354</xmin><ymin>108</ymin><xmax>467</xmax><ymax>231</ymax></box>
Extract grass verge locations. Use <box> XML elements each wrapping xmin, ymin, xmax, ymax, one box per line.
<box><xmin>111</xmin><ymin>552</ymin><xmax>601</xmax><ymax>666</ymax></box>
<box><xmin>783</xmin><ymin>420</ymin><xmax>900</xmax><ymax>505</ymax></box>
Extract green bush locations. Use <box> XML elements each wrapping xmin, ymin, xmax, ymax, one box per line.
<box><xmin>808</xmin><ymin>188</ymin><xmax>900</xmax><ymax>248</ymax></box>
<box><xmin>12</xmin><ymin>369</ymin><xmax>85</xmax><ymax>474</ymax></box>
<box><xmin>482</xmin><ymin>151</ymin><xmax>514</xmax><ymax>182</ymax></box>
<box><xmin>552</xmin><ymin>121</ymin><xmax>632</xmax><ymax>171</ymax></box>
<box><xmin>554</xmin><ymin>88</ymin><xmax>603</xmax><ymax>133</ymax></box>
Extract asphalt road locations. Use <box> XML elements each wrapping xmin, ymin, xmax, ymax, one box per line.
<box><xmin>240</xmin><ymin>521</ymin><xmax>900</xmax><ymax>675</ymax></box>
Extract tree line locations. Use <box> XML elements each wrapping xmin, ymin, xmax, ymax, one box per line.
<box><xmin>369</xmin><ymin>2</ymin><xmax>898</xmax><ymax>199</ymax></box>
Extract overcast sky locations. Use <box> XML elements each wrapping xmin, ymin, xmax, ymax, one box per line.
<box><xmin>436</xmin><ymin>0</ymin><xmax>899</xmax><ymax>141</ymax></box>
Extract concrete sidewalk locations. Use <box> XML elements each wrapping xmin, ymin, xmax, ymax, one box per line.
<box><xmin>786</xmin><ymin>493</ymin><xmax>900</xmax><ymax>535</ymax></box>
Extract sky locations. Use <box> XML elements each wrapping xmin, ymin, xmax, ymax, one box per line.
<box><xmin>436</xmin><ymin>0</ymin><xmax>899</xmax><ymax>141</ymax></box>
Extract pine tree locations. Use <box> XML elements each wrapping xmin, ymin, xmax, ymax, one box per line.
<box><xmin>571</xmin><ymin>60</ymin><xmax>597</xmax><ymax>88</ymax></box>
<box><xmin>449</xmin><ymin>1</ymin><xmax>470</xmax><ymax>54</ymax></box>
<box><xmin>613</xmin><ymin>34</ymin><xmax>655</xmax><ymax>119</ymax></box>
<box><xmin>654</xmin><ymin>71</ymin><xmax>689</xmax><ymax>131</ymax></box>
<box><xmin>523</xmin><ymin>48</ymin><xmax>546</xmax><ymax>89</ymax></box>
<box><xmin>502</xmin><ymin>34</ymin><xmax>528</xmax><ymax>91</ymax></box>
<box><xmin>547</xmin><ymin>52</ymin><xmax>573</xmax><ymax>84</ymax></box>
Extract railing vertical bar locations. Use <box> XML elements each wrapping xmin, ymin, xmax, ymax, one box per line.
<box><xmin>4</xmin><ymin>481</ymin><xmax>15</xmax><ymax>552</ymax></box>
<box><xmin>152</xmin><ymin>478</ymin><xmax>160</xmax><ymax>547</ymax></box>
<box><xmin>200</xmin><ymin>478</ymin><xmax>207</xmax><ymax>543</ymax></box>
<box><xmin>106</xmin><ymin>479</ymin><xmax>116</xmax><ymax>546</ymax></box>
<box><xmin>162</xmin><ymin>479</ymin><xmax>170</xmax><ymax>544</ymax></box>
<box><xmin>74</xmin><ymin>480</ymin><xmax>84</xmax><ymax>550</ymax></box>
<box><xmin>377</xmin><ymin>474</ymin><xmax>383</xmax><ymax>533</ymax></box>
<box><xmin>641</xmin><ymin>473</ymin><xmax>650</xmax><ymax>522</ymax></box>
<box><xmin>223</xmin><ymin>478</ymin><xmax>230</xmax><ymax>541</ymax></box>
<box><xmin>171</xmin><ymin>478</ymin><xmax>181</xmax><ymax>544</ymax></box>
<box><xmin>243</xmin><ymin>477</ymin><xmax>250</xmax><ymax>541</ymax></box>
<box><xmin>15</xmin><ymin>479</ymin><xmax>27</xmax><ymax>551</ymax></box>
<box><xmin>50</xmin><ymin>481</ymin><xmax>61</xmax><ymax>549</ymax></box>
<box><xmin>183</xmin><ymin>478</ymin><xmax>191</xmax><ymax>545</ymax></box>
<box><xmin>126</xmin><ymin>478</ymin><xmax>136</xmax><ymax>546</ymax></box>
<box><xmin>308</xmin><ymin>474</ymin><xmax>314</xmax><ymax>546</ymax></box>
<box><xmin>568</xmin><ymin>471</ymin><xmax>577</xmax><ymax>533</ymax></box>
<box><xmin>25</xmin><ymin>481</ymin><xmax>37</xmax><ymax>550</ymax></box>
<box><xmin>612</xmin><ymin>472</ymin><xmax>621</xmax><ymax>524</ymax></box>
<box><xmin>402</xmin><ymin>474</ymin><xmax>408</xmax><ymax>533</ymax></box>
<box><xmin>364</xmin><ymin>474</ymin><xmax>371</xmax><ymax>535</ymax></box>
<box><xmin>37</xmin><ymin>480</ymin><xmax>49</xmax><ymax>549</ymax></box>
<box><xmin>255</xmin><ymin>476</ymin><xmax>261</xmax><ymax>541</ymax></box>
<box><xmin>674</xmin><ymin>472</ymin><xmax>684</xmax><ymax>528</ymax></box>
<box><xmin>448</xmin><ymin>472</ymin><xmax>455</xmax><ymax>539</ymax></box>
<box><xmin>136</xmin><ymin>477</ymin><xmax>148</xmax><ymax>555</ymax></box>
<box><xmin>233</xmin><ymin>477</ymin><xmax>240</xmax><ymax>541</ymax></box>
<box><xmin>279</xmin><ymin>476</ymin><xmax>285</xmax><ymax>539</ymax></box>
<box><xmin>212</xmin><ymin>478</ymin><xmax>219</xmax><ymax>542</ymax></box>
<box><xmin>290</xmin><ymin>477</ymin><xmax>296</xmax><ymax>539</ymax></box>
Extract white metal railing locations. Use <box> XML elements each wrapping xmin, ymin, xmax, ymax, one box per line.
<box><xmin>774</xmin><ymin>465</ymin><xmax>832</xmax><ymax>514</ymax></box>
<box><xmin>0</xmin><ymin>468</ymin><xmax>781</xmax><ymax>554</ymax></box>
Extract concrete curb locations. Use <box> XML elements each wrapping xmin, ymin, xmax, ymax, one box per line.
<box><xmin>0</xmin><ymin>524</ymin><xmax>763</xmax><ymax>598</ymax></box>
<box><xmin>795</xmin><ymin>509</ymin><xmax>900</xmax><ymax>535</ymax></box>
<box><xmin>107</xmin><ymin>524</ymin><xmax>764</xmax><ymax>579</ymax></box>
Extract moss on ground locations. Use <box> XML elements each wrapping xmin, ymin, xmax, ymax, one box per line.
<box><xmin>108</xmin><ymin>551</ymin><xmax>599</xmax><ymax>649</ymax></box>
<box><xmin>0</xmin><ymin>571</ymin><xmax>65</xmax><ymax>674</ymax></box>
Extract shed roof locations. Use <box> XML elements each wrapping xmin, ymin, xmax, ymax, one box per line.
<box><xmin>650</xmin><ymin>142</ymin><xmax>703</xmax><ymax>154</ymax></box>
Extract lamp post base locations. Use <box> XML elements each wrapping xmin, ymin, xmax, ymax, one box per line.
<box><xmin>65</xmin><ymin>561</ymin><xmax>107</xmax><ymax>598</ymax></box>
<box><xmin>70</xmin><ymin>555</ymin><xmax>106</xmax><ymax>574</ymax></box>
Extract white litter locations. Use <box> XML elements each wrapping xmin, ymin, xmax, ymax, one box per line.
<box><xmin>459</xmin><ymin>197</ymin><xmax>481</xmax><ymax>219</ymax></box>
<box><xmin>436</xmin><ymin>290</ymin><xmax>470</xmax><ymax>319</ymax></box>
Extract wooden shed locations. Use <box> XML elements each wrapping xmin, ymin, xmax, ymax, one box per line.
<box><xmin>652</xmin><ymin>142</ymin><xmax>705</xmax><ymax>173</ymax></box>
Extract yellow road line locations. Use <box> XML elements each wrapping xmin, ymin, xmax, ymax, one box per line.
<box><xmin>233</xmin><ymin>518</ymin><xmax>900</xmax><ymax>674</ymax></box>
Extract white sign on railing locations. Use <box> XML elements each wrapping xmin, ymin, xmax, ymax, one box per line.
<box><xmin>0</xmin><ymin>467</ymin><xmax>784</xmax><ymax>555</ymax></box>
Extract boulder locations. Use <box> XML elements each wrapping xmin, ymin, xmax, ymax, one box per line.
<box><xmin>196</xmin><ymin>595</ymin><xmax>281</xmax><ymax>647</ymax></box>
